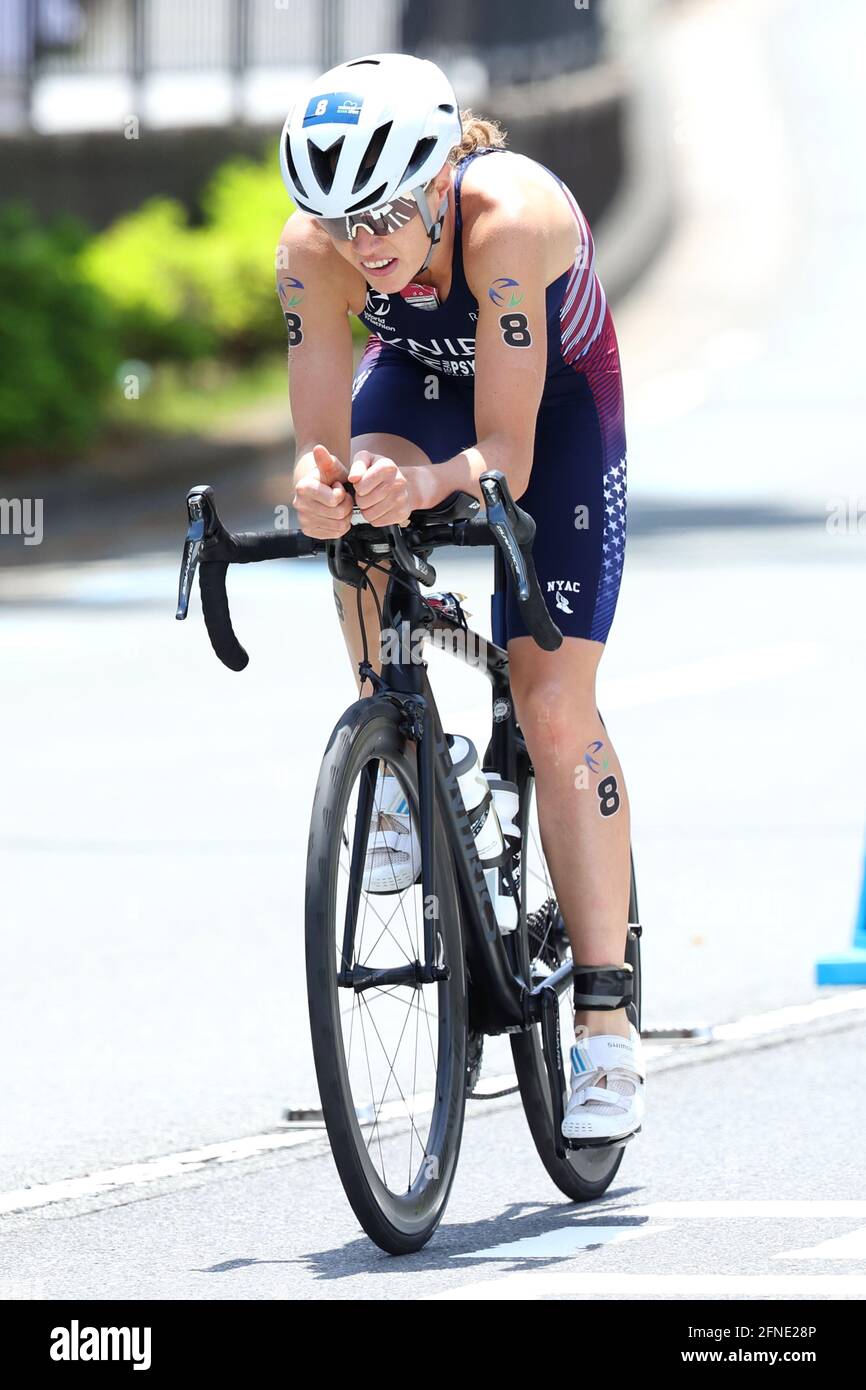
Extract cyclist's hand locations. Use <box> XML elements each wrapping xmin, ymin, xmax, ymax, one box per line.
<box><xmin>350</xmin><ymin>450</ymin><xmax>433</xmax><ymax>527</ymax></box>
<box><xmin>292</xmin><ymin>444</ymin><xmax>353</xmax><ymax>539</ymax></box>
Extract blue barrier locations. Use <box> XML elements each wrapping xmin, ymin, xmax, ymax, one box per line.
<box><xmin>816</xmin><ymin>838</ymin><xmax>866</xmax><ymax>984</ymax></box>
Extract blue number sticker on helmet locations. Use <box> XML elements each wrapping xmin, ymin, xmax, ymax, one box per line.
<box><xmin>302</xmin><ymin>92</ymin><xmax>364</xmax><ymax>127</ymax></box>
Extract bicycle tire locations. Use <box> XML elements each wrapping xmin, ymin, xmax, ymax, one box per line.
<box><xmin>305</xmin><ymin>698</ymin><xmax>467</xmax><ymax>1254</ymax></box>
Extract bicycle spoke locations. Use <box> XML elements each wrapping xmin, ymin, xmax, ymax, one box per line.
<box><xmin>356</xmin><ymin>999</ymin><xmax>388</xmax><ymax>1185</ymax></box>
<box><xmin>357</xmin><ymin>990</ymin><xmax>431</xmax><ymax>1173</ymax></box>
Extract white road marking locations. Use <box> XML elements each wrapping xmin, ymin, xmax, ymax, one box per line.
<box><xmin>429</xmin><ymin>1273</ymin><xmax>866</xmax><ymax>1300</ymax></box>
<box><xmin>0</xmin><ymin>1130</ymin><xmax>327</xmax><ymax>1216</ymax></box>
<box><xmin>620</xmin><ymin>1201</ymin><xmax>866</xmax><ymax>1219</ymax></box>
<box><xmin>776</xmin><ymin>1227</ymin><xmax>866</xmax><ymax>1260</ymax></box>
<box><xmin>714</xmin><ymin>990</ymin><xmax>866</xmax><ymax>1038</ymax></box>
<box><xmin>454</xmin><ymin>1224</ymin><xmax>672</xmax><ymax>1260</ymax></box>
<box><xmin>1</xmin><ymin>991</ymin><xmax>863</xmax><ymax>1220</ymax></box>
<box><xmin>355</xmin><ymin>1091</ymin><xmax>436</xmax><ymax>1125</ymax></box>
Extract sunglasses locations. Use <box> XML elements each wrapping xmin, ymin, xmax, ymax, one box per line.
<box><xmin>316</xmin><ymin>187</ymin><xmax>428</xmax><ymax>242</ymax></box>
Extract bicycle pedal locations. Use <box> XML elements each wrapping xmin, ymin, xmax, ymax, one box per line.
<box><xmin>563</xmin><ymin>1124</ymin><xmax>641</xmax><ymax>1153</ymax></box>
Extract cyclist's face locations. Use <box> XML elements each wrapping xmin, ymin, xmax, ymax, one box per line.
<box><xmin>330</xmin><ymin>166</ymin><xmax>452</xmax><ymax>287</ymax></box>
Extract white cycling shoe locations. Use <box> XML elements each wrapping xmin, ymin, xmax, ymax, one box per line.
<box><xmin>561</xmin><ymin>1020</ymin><xmax>646</xmax><ymax>1144</ymax></box>
<box><xmin>362</xmin><ymin>771</ymin><xmax>422</xmax><ymax>894</ymax></box>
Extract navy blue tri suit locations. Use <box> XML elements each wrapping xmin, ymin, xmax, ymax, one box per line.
<box><xmin>350</xmin><ymin>147</ymin><xmax>627</xmax><ymax>645</ymax></box>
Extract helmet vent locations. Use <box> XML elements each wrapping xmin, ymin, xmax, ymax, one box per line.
<box><xmin>352</xmin><ymin>121</ymin><xmax>393</xmax><ymax>195</ymax></box>
<box><xmin>283</xmin><ymin>136</ymin><xmax>308</xmax><ymax>198</ymax></box>
<box><xmin>399</xmin><ymin>136</ymin><xmax>437</xmax><ymax>188</ymax></box>
<box><xmin>345</xmin><ymin>183</ymin><xmax>388</xmax><ymax>214</ymax></box>
<box><xmin>307</xmin><ymin>136</ymin><xmax>345</xmax><ymax>195</ymax></box>
<box><xmin>346</xmin><ymin>58</ymin><xmax>380</xmax><ymax>67</ymax></box>
<box><xmin>438</xmin><ymin>103</ymin><xmax>455</xmax><ymax>113</ymax></box>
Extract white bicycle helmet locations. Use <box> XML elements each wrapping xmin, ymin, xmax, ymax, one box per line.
<box><xmin>279</xmin><ymin>53</ymin><xmax>462</xmax><ymax>269</ymax></box>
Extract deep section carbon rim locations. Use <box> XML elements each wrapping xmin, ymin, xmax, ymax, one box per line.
<box><xmin>306</xmin><ymin>710</ymin><xmax>466</xmax><ymax>1251</ymax></box>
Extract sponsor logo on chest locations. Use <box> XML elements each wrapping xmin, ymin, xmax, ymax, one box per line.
<box><xmin>362</xmin><ymin>290</ymin><xmax>475</xmax><ymax>371</ymax></box>
<box><xmin>400</xmin><ymin>282</ymin><xmax>440</xmax><ymax>311</ymax></box>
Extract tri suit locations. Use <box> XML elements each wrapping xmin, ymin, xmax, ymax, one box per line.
<box><xmin>350</xmin><ymin>146</ymin><xmax>627</xmax><ymax>645</ymax></box>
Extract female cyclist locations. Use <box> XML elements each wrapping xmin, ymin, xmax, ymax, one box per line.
<box><xmin>275</xmin><ymin>53</ymin><xmax>645</xmax><ymax>1146</ymax></box>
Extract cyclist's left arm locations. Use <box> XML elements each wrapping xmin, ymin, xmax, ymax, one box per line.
<box><xmin>424</xmin><ymin>209</ymin><xmax>549</xmax><ymax>507</ymax></box>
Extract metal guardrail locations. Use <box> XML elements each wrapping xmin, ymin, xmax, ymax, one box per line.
<box><xmin>0</xmin><ymin>0</ymin><xmax>608</xmax><ymax>133</ymax></box>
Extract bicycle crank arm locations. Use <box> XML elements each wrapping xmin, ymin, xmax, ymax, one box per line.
<box><xmin>538</xmin><ymin>984</ymin><xmax>568</xmax><ymax>1158</ymax></box>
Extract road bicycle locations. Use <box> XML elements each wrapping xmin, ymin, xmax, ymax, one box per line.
<box><xmin>176</xmin><ymin>472</ymin><xmax>642</xmax><ymax>1255</ymax></box>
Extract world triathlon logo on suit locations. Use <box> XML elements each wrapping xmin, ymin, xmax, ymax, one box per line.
<box><xmin>365</xmin><ymin>289</ymin><xmax>390</xmax><ymax>319</ymax></box>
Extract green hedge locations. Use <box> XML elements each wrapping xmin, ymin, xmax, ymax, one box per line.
<box><xmin>81</xmin><ymin>149</ymin><xmax>368</xmax><ymax>361</ymax></box>
<box><xmin>1</xmin><ymin>148</ymin><xmax>369</xmax><ymax>457</ymax></box>
<box><xmin>0</xmin><ymin>204</ymin><xmax>119</xmax><ymax>454</ymax></box>
<box><xmin>80</xmin><ymin>153</ymin><xmax>292</xmax><ymax>361</ymax></box>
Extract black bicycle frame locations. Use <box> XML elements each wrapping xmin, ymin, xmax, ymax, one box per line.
<box><xmin>343</xmin><ymin>541</ymin><xmax>566</xmax><ymax>1037</ymax></box>
<box><xmin>176</xmin><ymin>479</ymin><xmax>585</xmax><ymax>1123</ymax></box>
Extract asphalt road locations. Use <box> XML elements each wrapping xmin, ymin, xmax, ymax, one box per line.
<box><xmin>0</xmin><ymin>0</ymin><xmax>864</xmax><ymax>1298</ymax></box>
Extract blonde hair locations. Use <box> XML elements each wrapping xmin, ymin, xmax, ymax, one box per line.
<box><xmin>449</xmin><ymin>109</ymin><xmax>508</xmax><ymax>164</ymax></box>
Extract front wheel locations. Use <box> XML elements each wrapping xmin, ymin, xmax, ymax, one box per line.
<box><xmin>305</xmin><ymin>699</ymin><xmax>467</xmax><ymax>1254</ymax></box>
<box><xmin>509</xmin><ymin>771</ymin><xmax>642</xmax><ymax>1202</ymax></box>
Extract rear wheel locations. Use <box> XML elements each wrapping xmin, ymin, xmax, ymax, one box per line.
<box><xmin>509</xmin><ymin>770</ymin><xmax>642</xmax><ymax>1201</ymax></box>
<box><xmin>305</xmin><ymin>701</ymin><xmax>467</xmax><ymax>1254</ymax></box>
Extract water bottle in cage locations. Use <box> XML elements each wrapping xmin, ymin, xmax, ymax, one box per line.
<box><xmin>448</xmin><ymin>736</ymin><xmax>520</xmax><ymax>935</ymax></box>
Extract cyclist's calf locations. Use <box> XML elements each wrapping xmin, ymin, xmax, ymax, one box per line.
<box><xmin>333</xmin><ymin>562</ymin><xmax>391</xmax><ymax>692</ymax></box>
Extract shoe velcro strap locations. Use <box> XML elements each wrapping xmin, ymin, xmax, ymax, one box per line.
<box><xmin>579</xmin><ymin>1084</ymin><xmax>632</xmax><ymax>1111</ymax></box>
<box><xmin>572</xmin><ymin>964</ymin><xmax>633</xmax><ymax>1009</ymax></box>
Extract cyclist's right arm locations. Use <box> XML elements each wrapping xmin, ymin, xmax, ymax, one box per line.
<box><xmin>276</xmin><ymin>214</ymin><xmax>359</xmax><ymax>537</ymax></box>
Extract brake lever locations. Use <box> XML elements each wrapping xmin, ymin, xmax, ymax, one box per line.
<box><xmin>388</xmin><ymin>525</ymin><xmax>436</xmax><ymax>587</ymax></box>
<box><xmin>333</xmin><ymin>480</ymin><xmax>436</xmax><ymax>587</ymax></box>
<box><xmin>479</xmin><ymin>470</ymin><xmax>562</xmax><ymax>651</ymax></box>
<box><xmin>479</xmin><ymin>472</ymin><xmax>532</xmax><ymax>600</ymax></box>
<box><xmin>176</xmin><ymin>484</ymin><xmax>219</xmax><ymax>619</ymax></box>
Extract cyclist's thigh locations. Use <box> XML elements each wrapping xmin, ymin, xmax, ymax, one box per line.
<box><xmin>351</xmin><ymin>337</ymin><xmax>475</xmax><ymax>469</ymax></box>
<box><xmin>352</xmin><ymin>432</ymin><xmax>432</xmax><ymax>470</ymax></box>
<box><xmin>502</xmin><ymin>374</ymin><xmax>627</xmax><ymax>653</ymax></box>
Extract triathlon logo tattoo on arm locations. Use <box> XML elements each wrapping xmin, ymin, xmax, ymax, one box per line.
<box><xmin>277</xmin><ymin>276</ymin><xmax>305</xmax><ymax>346</ymax></box>
<box><xmin>585</xmin><ymin>740</ymin><xmax>621</xmax><ymax>817</ymax></box>
<box><xmin>488</xmin><ymin>277</ymin><xmax>532</xmax><ymax>348</ymax></box>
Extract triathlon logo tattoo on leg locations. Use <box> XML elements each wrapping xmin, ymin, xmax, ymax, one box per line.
<box><xmin>277</xmin><ymin>276</ymin><xmax>305</xmax><ymax>345</ymax></box>
<box><xmin>584</xmin><ymin>740</ymin><xmax>621</xmax><ymax>816</ymax></box>
<box><xmin>488</xmin><ymin>277</ymin><xmax>532</xmax><ymax>348</ymax></box>
<box><xmin>584</xmin><ymin>739</ymin><xmax>608</xmax><ymax>774</ymax></box>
